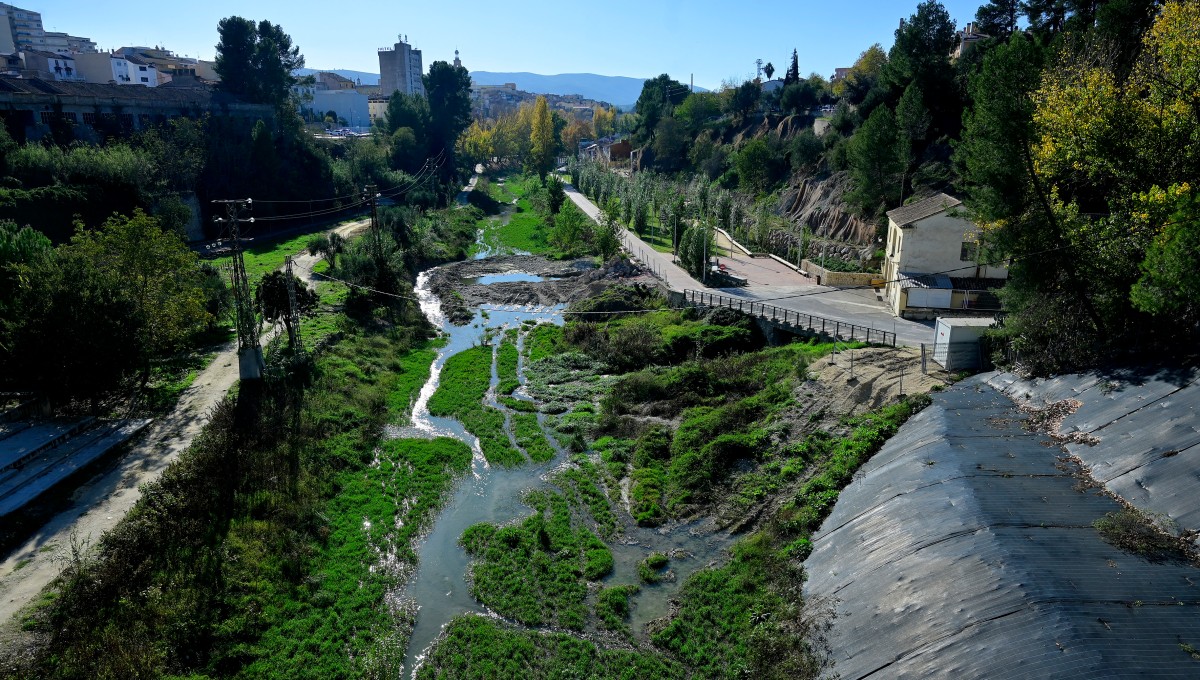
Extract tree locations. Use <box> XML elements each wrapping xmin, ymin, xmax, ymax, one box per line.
<box><xmin>7</xmin><ymin>211</ymin><xmax>208</xmax><ymax>403</ymax></box>
<box><xmin>256</xmin><ymin>270</ymin><xmax>317</xmax><ymax>348</ymax></box>
<box><xmin>634</xmin><ymin>74</ymin><xmax>689</xmax><ymax>142</ymax></box>
<box><xmin>763</xmin><ymin>62</ymin><xmax>776</xmax><ymax>81</ymax></box>
<box><xmin>678</xmin><ymin>224</ymin><xmax>713</xmax><ymax>278</ymax></box>
<box><xmin>974</xmin><ymin>0</ymin><xmax>1020</xmax><ymax>37</ymax></box>
<box><xmin>886</xmin><ymin>1</ymin><xmax>960</xmax><ymax>137</ymax></box>
<box><xmin>846</xmin><ymin>106</ymin><xmax>902</xmax><ymax>217</ymax></box>
<box><xmin>0</xmin><ymin>221</ymin><xmax>51</xmax><ymax>359</ymax></box>
<box><xmin>895</xmin><ymin>83</ymin><xmax>932</xmax><ymax>198</ymax></box>
<box><xmin>836</xmin><ymin>44</ymin><xmax>888</xmax><ymax>101</ymax></box>
<box><xmin>384</xmin><ymin>92</ymin><xmax>430</xmax><ymax>140</ymax></box>
<box><xmin>735</xmin><ymin>138</ymin><xmax>779</xmax><ymax>194</ymax></box>
<box><xmin>423</xmin><ymin>60</ymin><xmax>473</xmax><ymax>182</ymax></box>
<box><xmin>592</xmin><ymin>106</ymin><xmax>616</xmax><ymax>139</ymax></box>
<box><xmin>650</xmin><ymin>117</ymin><xmax>688</xmax><ymax>171</ymax></box>
<box><xmin>784</xmin><ymin>49</ymin><xmax>800</xmax><ymax>86</ymax></box>
<box><xmin>528</xmin><ymin>96</ymin><xmax>556</xmax><ymax>181</ymax></box>
<box><xmin>956</xmin><ymin>2</ymin><xmax>1200</xmax><ymax>373</ymax></box>
<box><xmin>675</xmin><ymin>93</ymin><xmax>721</xmax><ymax>134</ymax></box>
<box><xmin>729</xmin><ymin>81</ymin><xmax>762</xmax><ymax>120</ymax></box>
<box><xmin>780</xmin><ymin>81</ymin><xmax>819</xmax><ymax>115</ymax></box>
<box><xmin>214</xmin><ymin>17</ymin><xmax>305</xmax><ymax>108</ymax></box>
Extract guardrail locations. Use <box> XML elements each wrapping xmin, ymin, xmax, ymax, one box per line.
<box><xmin>684</xmin><ymin>289</ymin><xmax>896</xmax><ymax>347</ymax></box>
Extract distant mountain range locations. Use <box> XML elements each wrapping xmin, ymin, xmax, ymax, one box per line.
<box><xmin>300</xmin><ymin>68</ymin><xmax>706</xmax><ymax>107</ymax></box>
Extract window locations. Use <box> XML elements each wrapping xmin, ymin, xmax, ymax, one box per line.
<box><xmin>82</xmin><ymin>112</ymin><xmax>96</xmax><ymax>125</ymax></box>
<box><xmin>960</xmin><ymin>241</ymin><xmax>978</xmax><ymax>261</ymax></box>
<box><xmin>139</xmin><ymin>65</ymin><xmax>147</xmax><ymax>71</ymax></box>
<box><xmin>140</xmin><ymin>77</ymin><xmax>149</xmax><ymax>82</ymax></box>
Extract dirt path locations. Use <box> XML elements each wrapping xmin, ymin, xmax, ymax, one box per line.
<box><xmin>0</xmin><ymin>219</ymin><xmax>367</xmax><ymax>648</ymax></box>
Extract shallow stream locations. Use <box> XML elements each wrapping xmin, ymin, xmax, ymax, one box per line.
<box><xmin>394</xmin><ymin>264</ymin><xmax>733</xmax><ymax>678</ymax></box>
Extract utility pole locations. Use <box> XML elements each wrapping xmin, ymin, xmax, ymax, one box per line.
<box><xmin>363</xmin><ymin>184</ymin><xmax>381</xmax><ymax>262</ymax></box>
<box><xmin>284</xmin><ymin>255</ymin><xmax>302</xmax><ymax>353</ymax></box>
<box><xmin>214</xmin><ymin>198</ymin><xmax>263</xmax><ymax>380</ymax></box>
<box><xmin>755</xmin><ymin>59</ymin><xmax>763</xmax><ymax>80</ymax></box>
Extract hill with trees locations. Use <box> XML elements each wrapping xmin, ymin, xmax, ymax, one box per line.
<box><xmin>577</xmin><ymin>0</ymin><xmax>1197</xmax><ymax>375</ymax></box>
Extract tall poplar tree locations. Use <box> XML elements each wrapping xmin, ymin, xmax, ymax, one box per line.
<box><xmin>529</xmin><ymin>96</ymin><xmax>556</xmax><ymax>181</ymax></box>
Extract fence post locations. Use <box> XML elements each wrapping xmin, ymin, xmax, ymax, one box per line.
<box><xmin>921</xmin><ymin>343</ymin><xmax>928</xmax><ymax>374</ymax></box>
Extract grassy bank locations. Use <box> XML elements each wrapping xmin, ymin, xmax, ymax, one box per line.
<box><xmin>14</xmin><ymin>300</ymin><xmax>470</xmax><ymax>678</ymax></box>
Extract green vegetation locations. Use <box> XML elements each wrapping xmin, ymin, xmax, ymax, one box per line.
<box><xmin>595</xmin><ymin>584</ymin><xmax>640</xmax><ymax>633</ymax></box>
<box><xmin>512</xmin><ymin>412</ymin><xmax>556</xmax><ymax>463</ymax></box>
<box><xmin>461</xmin><ymin>488</ymin><xmax>611</xmax><ymax>629</ymax></box>
<box><xmin>2</xmin><ymin>211</ymin><xmax>213</xmax><ymax>407</ymax></box>
<box><xmin>1093</xmin><ymin>508</ymin><xmax>1192</xmax><ymax>563</ymax></box>
<box><xmin>429</xmin><ymin>345</ymin><xmax>524</xmax><ymax>466</ymax></box>
<box><xmin>638</xmin><ymin>553</ymin><xmax>669</xmax><ymax>583</ymax></box>
<box><xmin>496</xmin><ymin>331</ymin><xmax>520</xmax><ymax>395</ymax></box>
<box><xmin>414</xmin><ymin>615</ymin><xmax>682</xmax><ymax>680</ymax></box>
<box><xmin>525</xmin><ymin>322</ymin><xmax>563</xmax><ymax>364</ymax></box>
<box><xmin>20</xmin><ymin>310</ymin><xmax>468</xmax><ymax>678</ymax></box>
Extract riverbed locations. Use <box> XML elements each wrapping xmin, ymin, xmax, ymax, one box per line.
<box><xmin>391</xmin><ymin>260</ymin><xmax>734</xmax><ymax>678</ymax></box>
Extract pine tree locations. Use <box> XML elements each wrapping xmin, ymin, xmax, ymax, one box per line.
<box><xmin>784</xmin><ymin>49</ymin><xmax>800</xmax><ymax>86</ymax></box>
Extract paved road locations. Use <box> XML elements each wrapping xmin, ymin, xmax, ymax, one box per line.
<box><xmin>562</xmin><ymin>181</ymin><xmax>703</xmax><ymax>291</ymax></box>
<box><xmin>455</xmin><ymin>164</ymin><xmax>484</xmax><ymax>206</ymax></box>
<box><xmin>563</xmin><ymin>182</ymin><xmax>933</xmax><ymax>347</ymax></box>
<box><xmin>719</xmin><ymin>285</ymin><xmax>934</xmax><ymax>347</ymax></box>
<box><xmin>0</xmin><ymin>219</ymin><xmax>367</xmax><ymax>643</ymax></box>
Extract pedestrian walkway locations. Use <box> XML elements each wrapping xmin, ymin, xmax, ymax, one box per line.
<box><xmin>561</xmin><ymin>181</ymin><xmax>704</xmax><ymax>291</ymax></box>
<box><xmin>711</xmin><ymin>229</ymin><xmax>815</xmax><ymax>287</ymax></box>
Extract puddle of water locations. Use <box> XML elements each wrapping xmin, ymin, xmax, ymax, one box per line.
<box><xmin>465</xmin><ymin>272</ymin><xmax>546</xmax><ymax>286</ymax></box>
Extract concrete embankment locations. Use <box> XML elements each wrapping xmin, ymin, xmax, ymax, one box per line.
<box><xmin>805</xmin><ymin>367</ymin><xmax>1200</xmax><ymax>679</ymax></box>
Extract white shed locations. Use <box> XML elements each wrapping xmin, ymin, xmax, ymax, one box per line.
<box><xmin>933</xmin><ymin>317</ymin><xmax>994</xmax><ymax>371</ymax></box>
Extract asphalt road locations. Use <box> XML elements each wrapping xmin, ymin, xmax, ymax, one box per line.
<box><xmin>563</xmin><ymin>181</ymin><xmax>934</xmax><ymax>348</ymax></box>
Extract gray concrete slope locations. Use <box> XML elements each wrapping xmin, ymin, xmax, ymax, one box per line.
<box><xmin>805</xmin><ymin>376</ymin><xmax>1200</xmax><ymax>679</ymax></box>
<box><xmin>986</xmin><ymin>366</ymin><xmax>1200</xmax><ymax>535</ymax></box>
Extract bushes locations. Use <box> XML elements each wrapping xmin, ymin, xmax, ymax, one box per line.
<box><xmin>595</xmin><ymin>584</ymin><xmax>640</xmax><ymax>632</ymax></box>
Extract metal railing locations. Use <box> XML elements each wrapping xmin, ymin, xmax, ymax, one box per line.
<box><xmin>684</xmin><ymin>289</ymin><xmax>896</xmax><ymax>347</ymax></box>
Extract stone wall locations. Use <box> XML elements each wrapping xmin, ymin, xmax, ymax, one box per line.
<box><xmin>801</xmin><ymin>260</ymin><xmax>880</xmax><ymax>288</ymax></box>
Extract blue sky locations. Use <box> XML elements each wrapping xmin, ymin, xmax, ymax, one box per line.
<box><xmin>36</xmin><ymin>0</ymin><xmax>987</xmax><ymax>89</ymax></box>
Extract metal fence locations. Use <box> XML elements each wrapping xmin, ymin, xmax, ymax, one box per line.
<box><xmin>684</xmin><ymin>289</ymin><xmax>897</xmax><ymax>347</ymax></box>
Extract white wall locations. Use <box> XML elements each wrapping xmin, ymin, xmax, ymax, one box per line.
<box><xmin>891</xmin><ymin>213</ymin><xmax>1007</xmax><ymax>280</ymax></box>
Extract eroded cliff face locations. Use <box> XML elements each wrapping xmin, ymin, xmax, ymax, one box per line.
<box><xmin>778</xmin><ymin>171</ymin><xmax>880</xmax><ymax>246</ymax></box>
